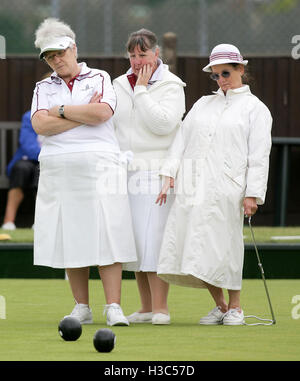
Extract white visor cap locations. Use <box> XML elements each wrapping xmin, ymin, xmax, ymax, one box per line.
<box><xmin>39</xmin><ymin>36</ymin><xmax>75</xmax><ymax>59</ymax></box>
<box><xmin>202</xmin><ymin>44</ymin><xmax>248</xmax><ymax>72</ymax></box>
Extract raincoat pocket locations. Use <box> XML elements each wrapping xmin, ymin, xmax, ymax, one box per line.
<box><xmin>224</xmin><ymin>160</ymin><xmax>246</xmax><ymax>188</ymax></box>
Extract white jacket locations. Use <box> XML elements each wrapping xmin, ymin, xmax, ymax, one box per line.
<box><xmin>160</xmin><ymin>85</ymin><xmax>272</xmax><ymax>205</ymax></box>
<box><xmin>157</xmin><ymin>85</ymin><xmax>272</xmax><ymax>290</ymax></box>
<box><xmin>113</xmin><ymin>64</ymin><xmax>186</xmax><ymax>171</ymax></box>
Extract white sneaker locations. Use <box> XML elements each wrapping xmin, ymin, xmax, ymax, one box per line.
<box><xmin>1</xmin><ymin>222</ymin><xmax>16</xmax><ymax>230</ymax></box>
<box><xmin>223</xmin><ymin>308</ymin><xmax>245</xmax><ymax>325</ymax></box>
<box><xmin>104</xmin><ymin>303</ymin><xmax>129</xmax><ymax>326</ymax></box>
<box><xmin>64</xmin><ymin>303</ymin><xmax>93</xmax><ymax>324</ymax></box>
<box><xmin>152</xmin><ymin>313</ymin><xmax>171</xmax><ymax>325</ymax></box>
<box><xmin>199</xmin><ymin>306</ymin><xmax>226</xmax><ymax>325</ymax></box>
<box><xmin>127</xmin><ymin>311</ymin><xmax>153</xmax><ymax>323</ymax></box>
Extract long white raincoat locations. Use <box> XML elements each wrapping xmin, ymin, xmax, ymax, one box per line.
<box><xmin>157</xmin><ymin>85</ymin><xmax>272</xmax><ymax>290</ymax></box>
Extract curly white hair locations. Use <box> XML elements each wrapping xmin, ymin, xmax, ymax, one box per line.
<box><xmin>34</xmin><ymin>18</ymin><xmax>76</xmax><ymax>49</ymax></box>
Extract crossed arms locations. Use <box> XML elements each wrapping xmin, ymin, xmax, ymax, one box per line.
<box><xmin>32</xmin><ymin>92</ymin><xmax>112</xmax><ymax>136</ymax></box>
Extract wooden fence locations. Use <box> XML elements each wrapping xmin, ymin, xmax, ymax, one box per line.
<box><xmin>0</xmin><ymin>56</ymin><xmax>300</xmax><ymax>226</ymax></box>
<box><xmin>0</xmin><ymin>55</ymin><xmax>299</xmax><ymax>137</ymax></box>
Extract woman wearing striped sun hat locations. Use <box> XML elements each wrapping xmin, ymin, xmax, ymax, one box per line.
<box><xmin>156</xmin><ymin>44</ymin><xmax>272</xmax><ymax>326</ymax></box>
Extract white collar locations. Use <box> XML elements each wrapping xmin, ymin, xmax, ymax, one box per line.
<box><xmin>51</xmin><ymin>62</ymin><xmax>91</xmax><ymax>81</ymax></box>
<box><xmin>213</xmin><ymin>84</ymin><xmax>251</xmax><ymax>97</ymax></box>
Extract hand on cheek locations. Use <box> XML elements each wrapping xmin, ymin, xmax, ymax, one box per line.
<box><xmin>136</xmin><ymin>64</ymin><xmax>153</xmax><ymax>86</ymax></box>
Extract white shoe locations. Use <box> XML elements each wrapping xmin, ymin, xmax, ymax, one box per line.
<box><xmin>64</xmin><ymin>303</ymin><xmax>93</xmax><ymax>324</ymax></box>
<box><xmin>223</xmin><ymin>308</ymin><xmax>245</xmax><ymax>325</ymax></box>
<box><xmin>152</xmin><ymin>313</ymin><xmax>171</xmax><ymax>325</ymax></box>
<box><xmin>1</xmin><ymin>222</ymin><xmax>16</xmax><ymax>230</ymax></box>
<box><xmin>104</xmin><ymin>303</ymin><xmax>129</xmax><ymax>326</ymax></box>
<box><xmin>127</xmin><ymin>311</ymin><xmax>153</xmax><ymax>323</ymax></box>
<box><xmin>199</xmin><ymin>306</ymin><xmax>226</xmax><ymax>325</ymax></box>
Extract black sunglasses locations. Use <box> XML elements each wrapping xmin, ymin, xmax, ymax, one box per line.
<box><xmin>210</xmin><ymin>70</ymin><xmax>231</xmax><ymax>81</ymax></box>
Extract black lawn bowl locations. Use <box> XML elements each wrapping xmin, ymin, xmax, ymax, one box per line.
<box><xmin>93</xmin><ymin>328</ymin><xmax>116</xmax><ymax>352</ymax></box>
<box><xmin>58</xmin><ymin>317</ymin><xmax>82</xmax><ymax>341</ymax></box>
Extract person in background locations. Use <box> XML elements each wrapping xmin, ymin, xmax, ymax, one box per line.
<box><xmin>113</xmin><ymin>29</ymin><xmax>186</xmax><ymax>325</ymax></box>
<box><xmin>1</xmin><ymin>111</ymin><xmax>42</xmax><ymax>230</ymax></box>
<box><xmin>156</xmin><ymin>44</ymin><xmax>272</xmax><ymax>326</ymax></box>
<box><xmin>31</xmin><ymin>18</ymin><xmax>137</xmax><ymax>326</ymax></box>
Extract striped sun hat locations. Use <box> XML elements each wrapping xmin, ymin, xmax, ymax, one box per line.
<box><xmin>202</xmin><ymin>44</ymin><xmax>248</xmax><ymax>72</ymax></box>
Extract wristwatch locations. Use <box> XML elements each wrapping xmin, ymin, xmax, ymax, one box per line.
<box><xmin>58</xmin><ymin>105</ymin><xmax>65</xmax><ymax>119</ymax></box>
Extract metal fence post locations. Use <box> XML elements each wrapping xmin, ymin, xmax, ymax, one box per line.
<box><xmin>277</xmin><ymin>144</ymin><xmax>290</xmax><ymax>226</ymax></box>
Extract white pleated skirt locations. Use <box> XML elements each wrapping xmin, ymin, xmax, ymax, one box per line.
<box><xmin>34</xmin><ymin>151</ymin><xmax>137</xmax><ymax>268</ymax></box>
<box><xmin>123</xmin><ymin>170</ymin><xmax>174</xmax><ymax>272</ymax></box>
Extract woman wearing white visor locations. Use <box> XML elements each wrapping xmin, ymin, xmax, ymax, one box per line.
<box><xmin>156</xmin><ymin>44</ymin><xmax>272</xmax><ymax>325</ymax></box>
<box><xmin>31</xmin><ymin>18</ymin><xmax>137</xmax><ymax>326</ymax></box>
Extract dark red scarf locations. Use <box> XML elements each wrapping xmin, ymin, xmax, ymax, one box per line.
<box><xmin>127</xmin><ymin>73</ymin><xmax>137</xmax><ymax>90</ymax></box>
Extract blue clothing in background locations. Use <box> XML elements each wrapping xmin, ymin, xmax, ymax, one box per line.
<box><xmin>6</xmin><ymin>111</ymin><xmax>41</xmax><ymax>177</ymax></box>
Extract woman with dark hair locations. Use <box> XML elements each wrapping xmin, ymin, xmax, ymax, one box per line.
<box><xmin>113</xmin><ymin>29</ymin><xmax>186</xmax><ymax>325</ymax></box>
<box><xmin>156</xmin><ymin>44</ymin><xmax>272</xmax><ymax>326</ymax></box>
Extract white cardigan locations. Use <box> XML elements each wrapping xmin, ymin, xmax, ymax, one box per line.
<box><xmin>113</xmin><ymin>64</ymin><xmax>186</xmax><ymax>171</ymax></box>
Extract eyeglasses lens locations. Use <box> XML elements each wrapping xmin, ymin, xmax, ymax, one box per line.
<box><xmin>44</xmin><ymin>49</ymin><xmax>67</xmax><ymax>62</ymax></box>
<box><xmin>210</xmin><ymin>71</ymin><xmax>231</xmax><ymax>81</ymax></box>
